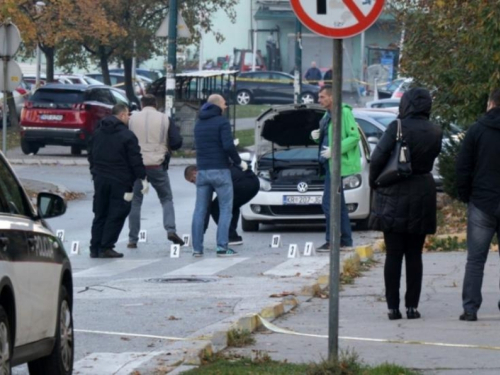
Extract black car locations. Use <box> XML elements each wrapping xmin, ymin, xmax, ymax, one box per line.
<box><xmin>235</xmin><ymin>71</ymin><xmax>319</xmax><ymax>106</ymax></box>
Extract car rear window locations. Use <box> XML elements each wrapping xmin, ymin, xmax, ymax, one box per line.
<box><xmin>31</xmin><ymin>89</ymin><xmax>85</xmax><ymax>103</ymax></box>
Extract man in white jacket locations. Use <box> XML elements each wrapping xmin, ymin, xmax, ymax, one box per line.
<box><xmin>127</xmin><ymin>94</ymin><xmax>184</xmax><ymax>248</ymax></box>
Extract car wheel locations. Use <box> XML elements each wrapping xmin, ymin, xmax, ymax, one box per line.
<box><xmin>242</xmin><ymin>217</ymin><xmax>259</xmax><ymax>232</ymax></box>
<box><xmin>28</xmin><ymin>286</ymin><xmax>73</xmax><ymax>375</ymax></box>
<box><xmin>20</xmin><ymin>139</ymin><xmax>40</xmax><ymax>155</ymax></box>
<box><xmin>0</xmin><ymin>306</ymin><xmax>12</xmax><ymax>375</ymax></box>
<box><xmin>236</xmin><ymin>90</ymin><xmax>252</xmax><ymax>106</ymax></box>
<box><xmin>70</xmin><ymin>146</ymin><xmax>82</xmax><ymax>156</ymax></box>
<box><xmin>300</xmin><ymin>92</ymin><xmax>315</xmax><ymax>104</ymax></box>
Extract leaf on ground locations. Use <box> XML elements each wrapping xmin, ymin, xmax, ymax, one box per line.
<box><xmin>168</xmin><ymin>315</ymin><xmax>181</xmax><ymax>321</ymax></box>
<box><xmin>269</xmin><ymin>291</ymin><xmax>296</xmax><ymax>298</ymax></box>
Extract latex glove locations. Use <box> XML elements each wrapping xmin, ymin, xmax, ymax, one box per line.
<box><xmin>240</xmin><ymin>161</ymin><xmax>248</xmax><ymax>171</ymax></box>
<box><xmin>233</xmin><ymin>138</ymin><xmax>240</xmax><ymax>146</ymax></box>
<box><xmin>311</xmin><ymin>129</ymin><xmax>320</xmax><ymax>140</ymax></box>
<box><xmin>320</xmin><ymin>146</ymin><xmax>331</xmax><ymax>159</ymax></box>
<box><xmin>123</xmin><ymin>192</ymin><xmax>133</xmax><ymax>202</ymax></box>
<box><xmin>141</xmin><ymin>179</ymin><xmax>150</xmax><ymax>195</ymax></box>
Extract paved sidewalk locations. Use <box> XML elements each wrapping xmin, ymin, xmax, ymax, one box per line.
<box><xmin>229</xmin><ymin>252</ymin><xmax>500</xmax><ymax>375</ymax></box>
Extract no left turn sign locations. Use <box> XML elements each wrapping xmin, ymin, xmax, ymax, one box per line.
<box><xmin>291</xmin><ymin>0</ymin><xmax>385</xmax><ymax>39</ymax></box>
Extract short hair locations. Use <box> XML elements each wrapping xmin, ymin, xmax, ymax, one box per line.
<box><xmin>489</xmin><ymin>89</ymin><xmax>500</xmax><ymax>107</ymax></box>
<box><xmin>207</xmin><ymin>94</ymin><xmax>224</xmax><ymax>107</ymax></box>
<box><xmin>141</xmin><ymin>94</ymin><xmax>157</xmax><ymax>108</ymax></box>
<box><xmin>319</xmin><ymin>85</ymin><xmax>332</xmax><ymax>96</ymax></box>
<box><xmin>184</xmin><ymin>165</ymin><xmax>197</xmax><ymax>179</ymax></box>
<box><xmin>112</xmin><ymin>103</ymin><xmax>129</xmax><ymax>116</ymax></box>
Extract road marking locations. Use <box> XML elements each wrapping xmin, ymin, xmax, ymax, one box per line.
<box><xmin>264</xmin><ymin>257</ymin><xmax>329</xmax><ymax>277</ymax></box>
<box><xmin>75</xmin><ymin>329</ymin><xmax>188</xmax><ymax>341</ymax></box>
<box><xmin>73</xmin><ymin>351</ymin><xmax>164</xmax><ymax>375</ymax></box>
<box><xmin>164</xmin><ymin>257</ymin><xmax>249</xmax><ymax>276</ymax></box>
<box><xmin>73</xmin><ymin>259</ymin><xmax>158</xmax><ymax>278</ymax></box>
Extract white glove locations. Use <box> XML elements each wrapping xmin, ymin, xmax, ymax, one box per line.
<box><xmin>240</xmin><ymin>161</ymin><xmax>248</xmax><ymax>171</ymax></box>
<box><xmin>311</xmin><ymin>129</ymin><xmax>320</xmax><ymax>140</ymax></box>
<box><xmin>123</xmin><ymin>192</ymin><xmax>133</xmax><ymax>202</ymax></box>
<box><xmin>320</xmin><ymin>146</ymin><xmax>331</xmax><ymax>159</ymax></box>
<box><xmin>141</xmin><ymin>179</ymin><xmax>150</xmax><ymax>195</ymax></box>
<box><xmin>233</xmin><ymin>138</ymin><xmax>240</xmax><ymax>146</ymax></box>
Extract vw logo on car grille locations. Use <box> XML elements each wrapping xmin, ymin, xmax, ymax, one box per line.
<box><xmin>297</xmin><ymin>182</ymin><xmax>308</xmax><ymax>193</ymax></box>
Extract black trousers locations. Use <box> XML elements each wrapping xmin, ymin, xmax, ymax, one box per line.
<box><xmin>384</xmin><ymin>232</ymin><xmax>427</xmax><ymax>310</ymax></box>
<box><xmin>90</xmin><ymin>177</ymin><xmax>132</xmax><ymax>254</ymax></box>
<box><xmin>205</xmin><ymin>183</ymin><xmax>259</xmax><ymax>238</ymax></box>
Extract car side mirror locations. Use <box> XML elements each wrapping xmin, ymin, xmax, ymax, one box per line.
<box><xmin>37</xmin><ymin>192</ymin><xmax>66</xmax><ymax>219</ymax></box>
<box><xmin>129</xmin><ymin>102</ymin><xmax>139</xmax><ymax>112</ymax></box>
<box><xmin>367</xmin><ymin>136</ymin><xmax>380</xmax><ymax>144</ymax></box>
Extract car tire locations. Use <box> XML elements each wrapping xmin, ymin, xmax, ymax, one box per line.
<box><xmin>28</xmin><ymin>286</ymin><xmax>74</xmax><ymax>375</ymax></box>
<box><xmin>236</xmin><ymin>90</ymin><xmax>252</xmax><ymax>106</ymax></box>
<box><xmin>300</xmin><ymin>92</ymin><xmax>316</xmax><ymax>104</ymax></box>
<box><xmin>21</xmin><ymin>139</ymin><xmax>40</xmax><ymax>155</ymax></box>
<box><xmin>0</xmin><ymin>305</ymin><xmax>12</xmax><ymax>375</ymax></box>
<box><xmin>242</xmin><ymin>217</ymin><xmax>259</xmax><ymax>232</ymax></box>
<box><xmin>70</xmin><ymin>146</ymin><xmax>82</xmax><ymax>156</ymax></box>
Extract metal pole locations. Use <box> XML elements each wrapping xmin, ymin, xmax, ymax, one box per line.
<box><xmin>252</xmin><ymin>29</ymin><xmax>257</xmax><ymax>72</ymax></box>
<box><xmin>360</xmin><ymin>31</ymin><xmax>365</xmax><ymax>85</ymax></box>
<box><xmin>328</xmin><ymin>38</ymin><xmax>343</xmax><ymax>362</ymax></box>
<box><xmin>132</xmin><ymin>40</ymin><xmax>137</xmax><ymax>88</ymax></box>
<box><xmin>294</xmin><ymin>19</ymin><xmax>302</xmax><ymax>104</ymax></box>
<box><xmin>35</xmin><ymin>44</ymin><xmax>41</xmax><ymax>91</ymax></box>
<box><xmin>165</xmin><ymin>0</ymin><xmax>178</xmax><ymax>116</ymax></box>
<box><xmin>2</xmin><ymin>23</ymin><xmax>10</xmax><ymax>156</ymax></box>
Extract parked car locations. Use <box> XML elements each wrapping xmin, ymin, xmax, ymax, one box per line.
<box><xmin>377</xmin><ymin>78</ymin><xmax>406</xmax><ymax>99</ymax></box>
<box><xmin>20</xmin><ymin>84</ymin><xmax>137</xmax><ymax>155</ymax></box>
<box><xmin>109</xmin><ymin>68</ymin><xmax>162</xmax><ymax>82</ymax></box>
<box><xmin>54</xmin><ymin>74</ymin><xmax>105</xmax><ymax>86</ymax></box>
<box><xmin>240</xmin><ymin>104</ymin><xmax>375</xmax><ymax>232</ymax></box>
<box><xmin>235</xmin><ymin>71</ymin><xmax>319</xmax><ymax>106</ymax></box>
<box><xmin>391</xmin><ymin>78</ymin><xmax>413</xmax><ymax>99</ymax></box>
<box><xmin>365</xmin><ymin>98</ymin><xmax>400</xmax><ymax>110</ymax></box>
<box><xmin>0</xmin><ymin>86</ymin><xmax>29</xmax><ymax>125</ymax></box>
<box><xmin>0</xmin><ymin>152</ymin><xmax>73</xmax><ymax>374</ymax></box>
<box><xmin>85</xmin><ymin>73</ymin><xmax>147</xmax><ymax>97</ymax></box>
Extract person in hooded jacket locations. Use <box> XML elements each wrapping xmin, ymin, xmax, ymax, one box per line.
<box><xmin>456</xmin><ymin>89</ymin><xmax>500</xmax><ymax>322</ymax></box>
<box><xmin>369</xmin><ymin>88</ymin><xmax>442</xmax><ymax>320</ymax></box>
<box><xmin>88</xmin><ymin>104</ymin><xmax>148</xmax><ymax>259</ymax></box>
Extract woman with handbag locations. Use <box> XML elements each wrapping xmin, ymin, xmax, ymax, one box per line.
<box><xmin>369</xmin><ymin>87</ymin><xmax>443</xmax><ymax>320</ymax></box>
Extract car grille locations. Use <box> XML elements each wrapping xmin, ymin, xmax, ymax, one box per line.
<box><xmin>270</xmin><ymin>184</ymin><xmax>324</xmax><ymax>192</ymax></box>
<box><xmin>268</xmin><ymin>205</ymin><xmax>324</xmax><ymax>216</ymax></box>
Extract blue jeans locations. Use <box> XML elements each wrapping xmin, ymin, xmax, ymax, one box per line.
<box><xmin>192</xmin><ymin>169</ymin><xmax>233</xmax><ymax>253</ymax></box>
<box><xmin>322</xmin><ymin>169</ymin><xmax>353</xmax><ymax>247</ymax></box>
<box><xmin>462</xmin><ymin>202</ymin><xmax>500</xmax><ymax>313</ymax></box>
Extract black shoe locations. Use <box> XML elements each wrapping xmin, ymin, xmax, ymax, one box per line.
<box><xmin>317</xmin><ymin>242</ymin><xmax>330</xmax><ymax>253</ymax></box>
<box><xmin>498</xmin><ymin>300</ymin><xmax>500</xmax><ymax>311</ymax></box>
<box><xmin>407</xmin><ymin>307</ymin><xmax>421</xmax><ymax>319</ymax></box>
<box><xmin>90</xmin><ymin>252</ymin><xmax>98</xmax><ymax>259</ymax></box>
<box><xmin>229</xmin><ymin>235</ymin><xmax>243</xmax><ymax>246</ymax></box>
<box><xmin>99</xmin><ymin>249</ymin><xmax>124</xmax><ymax>258</ymax></box>
<box><xmin>459</xmin><ymin>312</ymin><xmax>477</xmax><ymax>321</ymax></box>
<box><xmin>127</xmin><ymin>242</ymin><xmax>137</xmax><ymax>249</ymax></box>
<box><xmin>168</xmin><ymin>232</ymin><xmax>185</xmax><ymax>246</ymax></box>
<box><xmin>388</xmin><ymin>309</ymin><xmax>402</xmax><ymax>320</ymax></box>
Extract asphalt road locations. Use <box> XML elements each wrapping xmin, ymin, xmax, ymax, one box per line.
<box><xmin>11</xmin><ymin>164</ymin><xmax>380</xmax><ymax>374</ymax></box>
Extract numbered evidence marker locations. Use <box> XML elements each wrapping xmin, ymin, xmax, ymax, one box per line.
<box><xmin>303</xmin><ymin>242</ymin><xmax>316</xmax><ymax>257</ymax></box>
<box><xmin>70</xmin><ymin>241</ymin><xmax>80</xmax><ymax>255</ymax></box>
<box><xmin>170</xmin><ymin>244</ymin><xmax>180</xmax><ymax>258</ymax></box>
<box><xmin>288</xmin><ymin>244</ymin><xmax>300</xmax><ymax>258</ymax></box>
<box><xmin>271</xmin><ymin>234</ymin><xmax>282</xmax><ymax>248</ymax></box>
<box><xmin>138</xmin><ymin>230</ymin><xmax>147</xmax><ymax>243</ymax></box>
<box><xmin>56</xmin><ymin>230</ymin><xmax>65</xmax><ymax>242</ymax></box>
<box><xmin>182</xmin><ymin>234</ymin><xmax>190</xmax><ymax>247</ymax></box>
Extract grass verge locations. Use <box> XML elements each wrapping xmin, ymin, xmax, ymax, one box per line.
<box><xmin>235</xmin><ymin>129</ymin><xmax>254</xmax><ymax>149</ymax></box>
<box><xmin>234</xmin><ymin>104</ymin><xmax>271</xmax><ymax>119</ymax></box>
<box><xmin>0</xmin><ymin>126</ymin><xmax>21</xmax><ymax>151</ymax></box>
<box><xmin>227</xmin><ymin>329</ymin><xmax>256</xmax><ymax>348</ymax></box>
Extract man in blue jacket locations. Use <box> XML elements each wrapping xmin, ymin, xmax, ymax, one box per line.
<box><xmin>192</xmin><ymin>94</ymin><xmax>247</xmax><ymax>257</ymax></box>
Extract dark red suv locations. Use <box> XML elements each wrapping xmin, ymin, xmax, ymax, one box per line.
<box><xmin>20</xmin><ymin>84</ymin><xmax>136</xmax><ymax>155</ymax></box>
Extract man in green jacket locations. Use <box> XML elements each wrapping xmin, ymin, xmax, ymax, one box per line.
<box><xmin>311</xmin><ymin>86</ymin><xmax>361</xmax><ymax>251</ymax></box>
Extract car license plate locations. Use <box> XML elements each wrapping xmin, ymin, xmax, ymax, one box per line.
<box><xmin>283</xmin><ymin>195</ymin><xmax>322</xmax><ymax>205</ymax></box>
<box><xmin>40</xmin><ymin>114</ymin><xmax>63</xmax><ymax>121</ymax></box>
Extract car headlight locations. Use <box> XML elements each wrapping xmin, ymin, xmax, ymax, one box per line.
<box><xmin>343</xmin><ymin>174</ymin><xmax>362</xmax><ymax>190</ymax></box>
<box><xmin>259</xmin><ymin>178</ymin><xmax>272</xmax><ymax>192</ymax></box>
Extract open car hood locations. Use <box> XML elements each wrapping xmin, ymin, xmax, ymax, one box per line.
<box><xmin>256</xmin><ymin>104</ymin><xmax>325</xmax><ymax>148</ymax></box>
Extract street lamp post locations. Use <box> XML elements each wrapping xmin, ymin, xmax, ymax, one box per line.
<box><xmin>34</xmin><ymin>1</ymin><xmax>45</xmax><ymax>91</ymax></box>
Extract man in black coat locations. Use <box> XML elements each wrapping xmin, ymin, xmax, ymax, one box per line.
<box><xmin>305</xmin><ymin>61</ymin><xmax>322</xmax><ymax>84</ymax></box>
<box><xmin>88</xmin><ymin>104</ymin><xmax>147</xmax><ymax>258</ymax></box>
<box><xmin>456</xmin><ymin>88</ymin><xmax>500</xmax><ymax>321</ymax></box>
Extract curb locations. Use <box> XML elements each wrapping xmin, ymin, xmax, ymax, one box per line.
<box><xmin>7</xmin><ymin>157</ymin><xmax>197</xmax><ymax>167</ymax></box>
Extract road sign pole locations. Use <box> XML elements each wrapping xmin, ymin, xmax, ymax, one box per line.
<box><xmin>165</xmin><ymin>0</ymin><xmax>178</xmax><ymax>117</ymax></box>
<box><xmin>328</xmin><ymin>38</ymin><xmax>343</xmax><ymax>362</ymax></box>
<box><xmin>2</xmin><ymin>24</ymin><xmax>9</xmax><ymax>155</ymax></box>
<box><xmin>294</xmin><ymin>19</ymin><xmax>302</xmax><ymax>104</ymax></box>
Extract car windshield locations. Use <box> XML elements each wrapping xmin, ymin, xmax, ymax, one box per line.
<box><xmin>261</xmin><ymin>148</ymin><xmax>318</xmax><ymax>161</ymax></box>
<box><xmin>84</xmin><ymin>77</ymin><xmax>105</xmax><ymax>85</ymax></box>
<box><xmin>31</xmin><ymin>89</ymin><xmax>85</xmax><ymax>103</ymax></box>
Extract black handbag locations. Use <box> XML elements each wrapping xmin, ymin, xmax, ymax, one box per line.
<box><xmin>375</xmin><ymin>119</ymin><xmax>412</xmax><ymax>187</ymax></box>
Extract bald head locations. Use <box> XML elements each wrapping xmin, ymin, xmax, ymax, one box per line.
<box><xmin>207</xmin><ymin>94</ymin><xmax>227</xmax><ymax>111</ymax></box>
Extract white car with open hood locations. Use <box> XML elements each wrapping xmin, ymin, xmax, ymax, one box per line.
<box><xmin>240</xmin><ymin>104</ymin><xmax>372</xmax><ymax>232</ymax></box>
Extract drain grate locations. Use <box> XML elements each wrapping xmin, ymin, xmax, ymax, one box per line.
<box><xmin>145</xmin><ymin>277</ymin><xmax>216</xmax><ymax>284</ymax></box>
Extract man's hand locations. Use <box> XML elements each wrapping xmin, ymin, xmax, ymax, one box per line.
<box><xmin>234</xmin><ymin>138</ymin><xmax>240</xmax><ymax>146</ymax></box>
<box><xmin>320</xmin><ymin>146</ymin><xmax>331</xmax><ymax>159</ymax></box>
<box><xmin>124</xmin><ymin>192</ymin><xmax>133</xmax><ymax>202</ymax></box>
<box><xmin>141</xmin><ymin>179</ymin><xmax>150</xmax><ymax>195</ymax></box>
<box><xmin>240</xmin><ymin>161</ymin><xmax>248</xmax><ymax>171</ymax></box>
<box><xmin>311</xmin><ymin>129</ymin><xmax>320</xmax><ymax>140</ymax></box>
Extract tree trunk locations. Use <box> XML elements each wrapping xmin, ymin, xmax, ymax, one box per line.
<box><xmin>7</xmin><ymin>93</ymin><xmax>18</xmax><ymax>128</ymax></box>
<box><xmin>45</xmin><ymin>47</ymin><xmax>55</xmax><ymax>82</ymax></box>
<box><xmin>99</xmin><ymin>46</ymin><xmax>111</xmax><ymax>86</ymax></box>
<box><xmin>123</xmin><ymin>57</ymin><xmax>140</xmax><ymax>106</ymax></box>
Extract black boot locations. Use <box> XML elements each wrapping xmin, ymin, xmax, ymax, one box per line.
<box><xmin>388</xmin><ymin>309</ymin><xmax>402</xmax><ymax>320</ymax></box>
<box><xmin>99</xmin><ymin>249</ymin><xmax>124</xmax><ymax>258</ymax></box>
<box><xmin>406</xmin><ymin>307</ymin><xmax>421</xmax><ymax>319</ymax></box>
<box><xmin>459</xmin><ymin>311</ymin><xmax>477</xmax><ymax>321</ymax></box>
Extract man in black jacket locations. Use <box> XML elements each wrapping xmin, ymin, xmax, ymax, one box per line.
<box><xmin>88</xmin><ymin>104</ymin><xmax>147</xmax><ymax>258</ymax></box>
<box><xmin>457</xmin><ymin>89</ymin><xmax>500</xmax><ymax>321</ymax></box>
<box><xmin>184</xmin><ymin>165</ymin><xmax>259</xmax><ymax>245</ymax></box>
